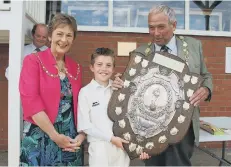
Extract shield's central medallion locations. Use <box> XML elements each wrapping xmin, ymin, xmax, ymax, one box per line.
<box><xmin>127</xmin><ymin>66</ymin><xmax>184</xmax><ymax>138</ymax></box>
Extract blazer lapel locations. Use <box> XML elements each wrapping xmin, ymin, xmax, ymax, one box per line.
<box><xmin>176</xmin><ymin>37</ymin><xmax>186</xmax><ymax>62</ymax></box>
<box><xmin>65</xmin><ymin>56</ymin><xmax>78</xmax><ymax>91</ymax></box>
<box><xmin>65</xmin><ymin>56</ymin><xmax>77</xmax><ymax>78</ymax></box>
<box><xmin>65</xmin><ymin>57</ymin><xmax>79</xmax><ymax>126</ymax></box>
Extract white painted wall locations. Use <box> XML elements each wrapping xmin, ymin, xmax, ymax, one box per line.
<box><xmin>0</xmin><ymin>0</ymin><xmax>10</xmax><ymax>11</ymax></box>
<box><xmin>7</xmin><ymin>1</ymin><xmax>25</xmax><ymax>166</ymax></box>
<box><xmin>0</xmin><ymin>0</ymin><xmax>46</xmax><ymax>43</ymax></box>
<box><xmin>25</xmin><ymin>1</ymin><xmax>46</xmax><ymax>24</ymax></box>
<box><xmin>0</xmin><ymin>0</ymin><xmax>46</xmax><ymax>166</ymax></box>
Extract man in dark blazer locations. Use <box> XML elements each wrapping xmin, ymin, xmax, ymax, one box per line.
<box><xmin>113</xmin><ymin>4</ymin><xmax>213</xmax><ymax>166</ymax></box>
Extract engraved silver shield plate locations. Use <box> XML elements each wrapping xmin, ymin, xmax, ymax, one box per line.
<box><xmin>108</xmin><ymin>51</ymin><xmax>201</xmax><ymax>159</ymax></box>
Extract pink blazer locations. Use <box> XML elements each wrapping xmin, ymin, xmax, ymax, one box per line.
<box><xmin>19</xmin><ymin>48</ymin><xmax>82</xmax><ymax>126</ymax></box>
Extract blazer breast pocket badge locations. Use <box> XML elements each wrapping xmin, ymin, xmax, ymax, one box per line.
<box><xmin>92</xmin><ymin>102</ymin><xmax>100</xmax><ymax>107</ymax></box>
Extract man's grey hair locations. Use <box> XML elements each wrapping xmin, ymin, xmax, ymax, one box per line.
<box><xmin>149</xmin><ymin>4</ymin><xmax>176</xmax><ymax>24</ymax></box>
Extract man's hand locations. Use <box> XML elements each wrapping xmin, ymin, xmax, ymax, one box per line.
<box><xmin>189</xmin><ymin>87</ymin><xmax>210</xmax><ymax>106</ymax></box>
<box><xmin>110</xmin><ymin>136</ymin><xmax>129</xmax><ymax>150</ymax></box>
<box><xmin>112</xmin><ymin>73</ymin><xmax>124</xmax><ymax>90</ymax></box>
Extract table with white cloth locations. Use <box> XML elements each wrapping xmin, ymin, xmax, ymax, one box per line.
<box><xmin>198</xmin><ymin>117</ymin><xmax>231</xmax><ymax>166</ymax></box>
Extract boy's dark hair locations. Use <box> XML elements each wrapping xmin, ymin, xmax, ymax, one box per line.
<box><xmin>91</xmin><ymin>48</ymin><xmax>115</xmax><ymax>66</ymax></box>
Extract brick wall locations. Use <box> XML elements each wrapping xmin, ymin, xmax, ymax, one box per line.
<box><xmin>0</xmin><ymin>44</ymin><xmax>8</xmax><ymax>150</ymax></box>
<box><xmin>69</xmin><ymin>32</ymin><xmax>231</xmax><ymax>117</ymax></box>
<box><xmin>0</xmin><ymin>32</ymin><xmax>230</xmax><ymax>150</ymax></box>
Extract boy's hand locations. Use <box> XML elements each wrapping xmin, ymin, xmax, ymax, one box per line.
<box><xmin>112</xmin><ymin>73</ymin><xmax>124</xmax><ymax>90</ymax></box>
<box><xmin>139</xmin><ymin>152</ymin><xmax>151</xmax><ymax>160</ymax></box>
<box><xmin>110</xmin><ymin>136</ymin><xmax>129</xmax><ymax>150</ymax></box>
<box><xmin>74</xmin><ymin>133</ymin><xmax>86</xmax><ymax>146</ymax></box>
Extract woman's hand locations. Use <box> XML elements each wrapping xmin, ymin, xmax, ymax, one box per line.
<box><xmin>52</xmin><ymin>133</ymin><xmax>79</xmax><ymax>150</ymax></box>
<box><xmin>112</xmin><ymin>73</ymin><xmax>124</xmax><ymax>90</ymax></box>
<box><xmin>110</xmin><ymin>136</ymin><xmax>129</xmax><ymax>150</ymax></box>
<box><xmin>31</xmin><ymin>112</ymin><xmax>80</xmax><ymax>152</ymax></box>
<box><xmin>63</xmin><ymin>133</ymin><xmax>86</xmax><ymax>152</ymax></box>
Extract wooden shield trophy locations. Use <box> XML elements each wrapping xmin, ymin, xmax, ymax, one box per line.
<box><xmin>108</xmin><ymin>50</ymin><xmax>201</xmax><ymax>159</ymax></box>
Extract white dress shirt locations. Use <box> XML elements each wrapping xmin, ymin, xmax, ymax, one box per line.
<box><xmin>5</xmin><ymin>43</ymin><xmax>48</xmax><ymax>80</ymax></box>
<box><xmin>77</xmin><ymin>79</ymin><xmax>114</xmax><ymax>143</ymax></box>
<box><xmin>155</xmin><ymin>35</ymin><xmax>178</xmax><ymax>56</ymax></box>
<box><xmin>23</xmin><ymin>43</ymin><xmax>48</xmax><ymax>58</ymax></box>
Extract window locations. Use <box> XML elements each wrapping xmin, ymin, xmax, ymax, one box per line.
<box><xmin>113</xmin><ymin>1</ymin><xmax>184</xmax><ymax>29</ymax></box>
<box><xmin>61</xmin><ymin>1</ymin><xmax>108</xmax><ymax>27</ymax></box>
<box><xmin>190</xmin><ymin>1</ymin><xmax>230</xmax><ymax>32</ymax></box>
<box><xmin>59</xmin><ymin>0</ymin><xmax>231</xmax><ymax>36</ymax></box>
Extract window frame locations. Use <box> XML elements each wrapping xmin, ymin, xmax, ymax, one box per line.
<box><xmin>65</xmin><ymin>0</ymin><xmax>231</xmax><ymax>37</ymax></box>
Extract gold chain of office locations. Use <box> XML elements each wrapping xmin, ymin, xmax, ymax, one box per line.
<box><xmin>144</xmin><ymin>36</ymin><xmax>189</xmax><ymax>65</ymax></box>
<box><xmin>35</xmin><ymin>53</ymin><xmax>80</xmax><ymax>80</ymax></box>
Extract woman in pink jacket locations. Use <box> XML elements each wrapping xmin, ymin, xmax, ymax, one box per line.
<box><xmin>19</xmin><ymin>13</ymin><xmax>85</xmax><ymax>166</ymax></box>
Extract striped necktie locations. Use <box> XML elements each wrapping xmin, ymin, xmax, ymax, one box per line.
<box><xmin>160</xmin><ymin>45</ymin><xmax>169</xmax><ymax>53</ymax></box>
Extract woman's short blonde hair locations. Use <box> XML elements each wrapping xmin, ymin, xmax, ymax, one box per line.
<box><xmin>48</xmin><ymin>13</ymin><xmax>77</xmax><ymax>39</ymax></box>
